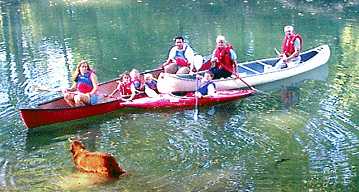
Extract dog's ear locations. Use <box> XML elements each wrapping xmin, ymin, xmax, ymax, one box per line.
<box><xmin>72</xmin><ymin>140</ymin><xmax>86</xmax><ymax>150</ymax></box>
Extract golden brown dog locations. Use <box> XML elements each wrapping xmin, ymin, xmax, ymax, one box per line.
<box><xmin>69</xmin><ymin>139</ymin><xmax>127</xmax><ymax>178</ymax></box>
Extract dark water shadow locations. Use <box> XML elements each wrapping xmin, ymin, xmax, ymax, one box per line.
<box><xmin>24</xmin><ymin>110</ymin><xmax>134</xmax><ymax>152</ymax></box>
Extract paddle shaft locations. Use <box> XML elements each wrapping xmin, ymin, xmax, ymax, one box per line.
<box><xmin>236</xmin><ymin>76</ymin><xmax>254</xmax><ymax>90</ymax></box>
<box><xmin>32</xmin><ymin>85</ymin><xmax>62</xmax><ymax>93</ymax></box>
<box><xmin>194</xmin><ymin>77</ymin><xmax>199</xmax><ymax>120</ymax></box>
<box><xmin>274</xmin><ymin>48</ymin><xmax>280</xmax><ymax>55</ymax></box>
<box><xmin>140</xmin><ymin>67</ymin><xmax>164</xmax><ymax>75</ymax></box>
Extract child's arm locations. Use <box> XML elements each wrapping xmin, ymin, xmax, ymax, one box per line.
<box><xmin>108</xmin><ymin>83</ymin><xmax>121</xmax><ymax>97</ymax></box>
<box><xmin>122</xmin><ymin>84</ymin><xmax>137</xmax><ymax>101</ymax></box>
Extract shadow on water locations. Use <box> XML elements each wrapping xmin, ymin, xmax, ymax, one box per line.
<box><xmin>24</xmin><ymin>110</ymin><xmax>135</xmax><ymax>152</ymax></box>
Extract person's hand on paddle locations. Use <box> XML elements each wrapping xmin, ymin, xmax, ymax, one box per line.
<box><xmin>195</xmin><ymin>74</ymin><xmax>203</xmax><ymax>81</ymax></box>
<box><xmin>211</xmin><ymin>57</ymin><xmax>219</xmax><ymax>63</ymax></box>
<box><xmin>231</xmin><ymin>73</ymin><xmax>240</xmax><ymax>78</ymax></box>
<box><xmin>162</xmin><ymin>58</ymin><xmax>175</xmax><ymax>68</ymax></box>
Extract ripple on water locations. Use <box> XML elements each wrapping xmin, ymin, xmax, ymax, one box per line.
<box><xmin>300</xmin><ymin>95</ymin><xmax>359</xmax><ymax>188</ymax></box>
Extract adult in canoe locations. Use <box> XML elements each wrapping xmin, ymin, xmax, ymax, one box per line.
<box><xmin>63</xmin><ymin>60</ymin><xmax>99</xmax><ymax>107</ymax></box>
<box><xmin>276</xmin><ymin>25</ymin><xmax>303</xmax><ymax>68</ymax></box>
<box><xmin>210</xmin><ymin>35</ymin><xmax>238</xmax><ymax>79</ymax></box>
<box><xmin>162</xmin><ymin>36</ymin><xmax>195</xmax><ymax>74</ymax></box>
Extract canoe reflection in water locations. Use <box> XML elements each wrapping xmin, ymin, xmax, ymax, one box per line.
<box><xmin>280</xmin><ymin>87</ymin><xmax>299</xmax><ymax>109</ymax></box>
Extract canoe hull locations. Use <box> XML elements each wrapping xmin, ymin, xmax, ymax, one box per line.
<box><xmin>20</xmin><ymin>101</ymin><xmax>124</xmax><ymax>128</ymax></box>
<box><xmin>157</xmin><ymin>45</ymin><xmax>331</xmax><ymax>93</ymax></box>
<box><xmin>19</xmin><ymin>78</ymin><xmax>127</xmax><ymax>128</ymax></box>
<box><xmin>122</xmin><ymin>89</ymin><xmax>255</xmax><ymax>109</ymax></box>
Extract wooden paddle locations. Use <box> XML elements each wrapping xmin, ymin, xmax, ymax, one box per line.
<box><xmin>274</xmin><ymin>48</ymin><xmax>280</xmax><ymax>55</ymax></box>
<box><xmin>31</xmin><ymin>85</ymin><xmax>63</xmax><ymax>92</ymax></box>
<box><xmin>274</xmin><ymin>48</ymin><xmax>287</xmax><ymax>69</ymax></box>
<box><xmin>192</xmin><ymin>55</ymin><xmax>205</xmax><ymax>121</ymax></box>
<box><xmin>144</xmin><ymin>86</ymin><xmax>160</xmax><ymax>98</ymax></box>
<box><xmin>140</xmin><ymin>67</ymin><xmax>164</xmax><ymax>75</ymax></box>
<box><xmin>235</xmin><ymin>75</ymin><xmax>254</xmax><ymax>91</ymax></box>
<box><xmin>193</xmin><ymin>55</ymin><xmax>204</xmax><ymax>72</ymax></box>
<box><xmin>194</xmin><ymin>76</ymin><xmax>200</xmax><ymax>121</ymax></box>
<box><xmin>31</xmin><ymin>85</ymin><xmax>83</xmax><ymax>96</ymax></box>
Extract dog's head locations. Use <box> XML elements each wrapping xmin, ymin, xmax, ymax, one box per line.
<box><xmin>69</xmin><ymin>139</ymin><xmax>86</xmax><ymax>155</ymax></box>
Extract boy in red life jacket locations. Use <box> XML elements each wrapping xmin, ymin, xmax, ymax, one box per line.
<box><xmin>276</xmin><ymin>25</ymin><xmax>303</xmax><ymax>68</ymax></box>
<box><xmin>162</xmin><ymin>36</ymin><xmax>195</xmax><ymax>74</ymax></box>
<box><xmin>107</xmin><ymin>72</ymin><xmax>132</xmax><ymax>99</ymax></box>
<box><xmin>210</xmin><ymin>35</ymin><xmax>238</xmax><ymax>79</ymax></box>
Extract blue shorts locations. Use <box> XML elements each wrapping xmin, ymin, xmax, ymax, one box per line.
<box><xmin>90</xmin><ymin>94</ymin><xmax>98</xmax><ymax>105</ymax></box>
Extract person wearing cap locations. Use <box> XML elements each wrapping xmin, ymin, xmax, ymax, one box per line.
<box><xmin>209</xmin><ymin>35</ymin><xmax>238</xmax><ymax>79</ymax></box>
<box><xmin>162</xmin><ymin>36</ymin><xmax>195</xmax><ymax>74</ymax></box>
<box><xmin>277</xmin><ymin>25</ymin><xmax>303</xmax><ymax>68</ymax></box>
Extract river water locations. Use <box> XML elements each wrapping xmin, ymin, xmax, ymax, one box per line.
<box><xmin>0</xmin><ymin>0</ymin><xmax>358</xmax><ymax>191</ymax></box>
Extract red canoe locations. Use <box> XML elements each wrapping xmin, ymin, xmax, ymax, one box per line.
<box><xmin>19</xmin><ymin>79</ymin><xmax>126</xmax><ymax>129</ymax></box>
<box><xmin>19</xmin><ymin>68</ymin><xmax>164</xmax><ymax>128</ymax></box>
<box><xmin>122</xmin><ymin>89</ymin><xmax>255</xmax><ymax>109</ymax></box>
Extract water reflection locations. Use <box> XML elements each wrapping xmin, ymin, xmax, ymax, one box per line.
<box><xmin>280</xmin><ymin>86</ymin><xmax>299</xmax><ymax>109</ymax></box>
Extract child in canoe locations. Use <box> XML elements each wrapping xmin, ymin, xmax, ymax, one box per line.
<box><xmin>143</xmin><ymin>73</ymin><xmax>160</xmax><ymax>98</ymax></box>
<box><xmin>108</xmin><ymin>69</ymin><xmax>160</xmax><ymax>100</ymax></box>
<box><xmin>195</xmin><ymin>71</ymin><xmax>217</xmax><ymax>97</ymax></box>
<box><xmin>107</xmin><ymin>72</ymin><xmax>132</xmax><ymax>99</ymax></box>
<box><xmin>121</xmin><ymin>69</ymin><xmax>145</xmax><ymax>101</ymax></box>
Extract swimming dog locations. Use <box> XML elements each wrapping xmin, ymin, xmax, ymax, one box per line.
<box><xmin>69</xmin><ymin>139</ymin><xmax>127</xmax><ymax>178</ymax></box>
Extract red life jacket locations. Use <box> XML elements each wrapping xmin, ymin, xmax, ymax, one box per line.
<box><xmin>281</xmin><ymin>33</ymin><xmax>303</xmax><ymax>57</ymax></box>
<box><xmin>118</xmin><ymin>81</ymin><xmax>132</xmax><ymax>96</ymax></box>
<box><xmin>174</xmin><ymin>45</ymin><xmax>190</xmax><ymax>67</ymax></box>
<box><xmin>214</xmin><ymin>44</ymin><xmax>235</xmax><ymax>73</ymax></box>
<box><xmin>175</xmin><ymin>57</ymin><xmax>189</xmax><ymax>67</ymax></box>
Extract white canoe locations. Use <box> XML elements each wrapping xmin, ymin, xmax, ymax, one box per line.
<box><xmin>157</xmin><ymin>45</ymin><xmax>330</xmax><ymax>93</ymax></box>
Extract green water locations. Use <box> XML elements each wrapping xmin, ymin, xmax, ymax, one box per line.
<box><xmin>0</xmin><ymin>0</ymin><xmax>358</xmax><ymax>191</ymax></box>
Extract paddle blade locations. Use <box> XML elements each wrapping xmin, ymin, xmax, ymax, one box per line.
<box><xmin>193</xmin><ymin>55</ymin><xmax>203</xmax><ymax>71</ymax></box>
<box><xmin>31</xmin><ymin>85</ymin><xmax>62</xmax><ymax>92</ymax></box>
<box><xmin>194</xmin><ymin>108</ymin><xmax>198</xmax><ymax>121</ymax></box>
<box><xmin>144</xmin><ymin>87</ymin><xmax>160</xmax><ymax>98</ymax></box>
